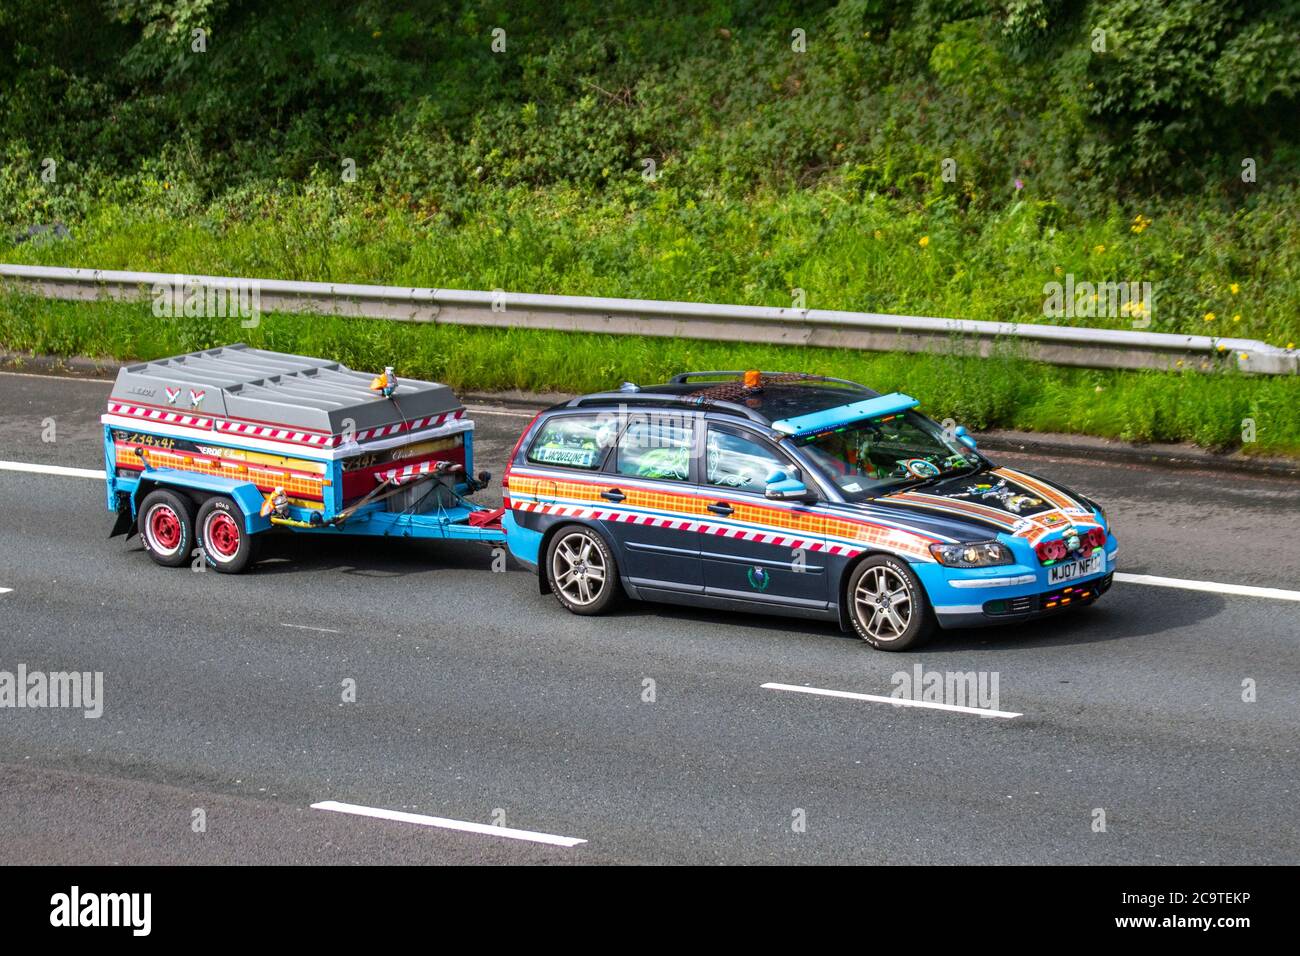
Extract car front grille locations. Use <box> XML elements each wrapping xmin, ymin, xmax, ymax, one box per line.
<box><xmin>983</xmin><ymin>573</ymin><xmax>1113</xmax><ymax>617</ymax></box>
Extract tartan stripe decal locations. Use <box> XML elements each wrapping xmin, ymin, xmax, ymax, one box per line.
<box><xmin>506</xmin><ymin>469</ymin><xmax>940</xmax><ymax>561</ymax></box>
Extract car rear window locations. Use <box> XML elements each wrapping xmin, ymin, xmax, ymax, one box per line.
<box><xmin>616</xmin><ymin>417</ymin><xmax>694</xmax><ymax>482</ymax></box>
<box><xmin>526</xmin><ymin>414</ymin><xmax>618</xmax><ymax>470</ymax></box>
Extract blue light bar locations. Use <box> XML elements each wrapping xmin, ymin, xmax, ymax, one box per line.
<box><xmin>771</xmin><ymin>392</ymin><xmax>920</xmax><ymax>438</ymax></box>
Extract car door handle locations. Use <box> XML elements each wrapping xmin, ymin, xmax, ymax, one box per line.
<box><xmin>601</xmin><ymin>488</ymin><xmax>626</xmax><ymax>502</ymax></box>
<box><xmin>707</xmin><ymin>501</ymin><xmax>734</xmax><ymax>516</ymax></box>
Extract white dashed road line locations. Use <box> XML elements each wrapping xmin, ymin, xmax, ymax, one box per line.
<box><xmin>0</xmin><ymin>588</ymin><xmax>12</xmax><ymax>595</ymax></box>
<box><xmin>2</xmin><ymin>457</ymin><xmax>1298</xmax><ymax>603</ymax></box>
<box><xmin>1115</xmin><ymin>572</ymin><xmax>1300</xmax><ymax>603</ymax></box>
<box><xmin>279</xmin><ymin>623</ymin><xmax>341</xmax><ymax>634</ymax></box>
<box><xmin>0</xmin><ymin>460</ymin><xmax>104</xmax><ymax>479</ymax></box>
<box><xmin>761</xmin><ymin>682</ymin><xmax>1023</xmax><ymax>719</ymax></box>
<box><xmin>464</xmin><ymin>404</ymin><xmax>538</xmax><ymax>419</ymax></box>
<box><xmin>310</xmin><ymin>800</ymin><xmax>587</xmax><ymax>847</ymax></box>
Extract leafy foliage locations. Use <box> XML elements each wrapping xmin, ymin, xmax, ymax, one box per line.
<box><xmin>1</xmin><ymin>1</ymin><xmax>1298</xmax><ymax>453</ymax></box>
<box><xmin>2</xmin><ymin>0</ymin><xmax>1297</xmax><ymax>213</ymax></box>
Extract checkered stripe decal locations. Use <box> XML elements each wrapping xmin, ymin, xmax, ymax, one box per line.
<box><xmin>376</xmin><ymin>459</ymin><xmax>453</xmax><ymax>485</ymax></box>
<box><xmin>106</xmin><ymin>402</ymin><xmax>213</xmax><ymax>430</ymax></box>
<box><xmin>352</xmin><ymin>410</ymin><xmax>465</xmax><ymax>443</ymax></box>
<box><xmin>107</xmin><ymin>402</ymin><xmax>466</xmax><ymax>449</ymax></box>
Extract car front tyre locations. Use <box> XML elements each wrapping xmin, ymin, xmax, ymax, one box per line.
<box><xmin>546</xmin><ymin>525</ymin><xmax>620</xmax><ymax>616</ymax></box>
<box><xmin>847</xmin><ymin>555</ymin><xmax>935</xmax><ymax>651</ymax></box>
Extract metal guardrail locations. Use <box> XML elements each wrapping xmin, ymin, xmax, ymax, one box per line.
<box><xmin>1</xmin><ymin>263</ymin><xmax>1295</xmax><ymax>375</ymax></box>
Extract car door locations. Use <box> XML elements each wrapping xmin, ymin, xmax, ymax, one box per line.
<box><xmin>601</xmin><ymin>411</ymin><xmax>703</xmax><ymax>593</ymax></box>
<box><xmin>698</xmin><ymin>423</ymin><xmax>829</xmax><ymax>610</ymax></box>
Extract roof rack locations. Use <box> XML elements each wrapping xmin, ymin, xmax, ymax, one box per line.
<box><xmin>107</xmin><ymin>343</ymin><xmax>462</xmax><ymax>436</ymax></box>
<box><xmin>563</xmin><ymin>391</ymin><xmax>770</xmax><ymax>426</ymax></box>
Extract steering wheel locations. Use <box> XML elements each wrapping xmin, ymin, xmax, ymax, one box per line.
<box><xmin>899</xmin><ymin>458</ymin><xmax>941</xmax><ymax>479</ymax></box>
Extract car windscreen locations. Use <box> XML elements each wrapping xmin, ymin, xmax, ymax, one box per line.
<box><xmin>793</xmin><ymin>411</ymin><xmax>983</xmax><ymax>499</ymax></box>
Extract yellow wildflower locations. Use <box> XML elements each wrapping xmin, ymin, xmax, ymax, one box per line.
<box><xmin>918</xmin><ymin>236</ymin><xmax>930</xmax><ymax>248</ymax></box>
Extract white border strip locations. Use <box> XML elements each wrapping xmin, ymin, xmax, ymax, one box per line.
<box><xmin>0</xmin><ymin>460</ymin><xmax>103</xmax><ymax>479</ymax></box>
<box><xmin>1115</xmin><ymin>572</ymin><xmax>1300</xmax><ymax>602</ymax></box>
<box><xmin>762</xmin><ymin>682</ymin><xmax>1022</xmax><ymax>719</ymax></box>
<box><xmin>310</xmin><ymin>800</ymin><xmax>587</xmax><ymax>847</ymax></box>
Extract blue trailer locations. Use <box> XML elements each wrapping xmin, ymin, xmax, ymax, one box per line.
<box><xmin>102</xmin><ymin>345</ymin><xmax>504</xmax><ymax>572</ymax></box>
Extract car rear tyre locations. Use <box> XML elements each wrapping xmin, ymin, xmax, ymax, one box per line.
<box><xmin>196</xmin><ymin>496</ymin><xmax>257</xmax><ymax>574</ymax></box>
<box><xmin>138</xmin><ymin>489</ymin><xmax>196</xmax><ymax>568</ymax></box>
<box><xmin>546</xmin><ymin>525</ymin><xmax>620</xmax><ymax>615</ymax></box>
<box><xmin>846</xmin><ymin>555</ymin><xmax>934</xmax><ymax>651</ymax></box>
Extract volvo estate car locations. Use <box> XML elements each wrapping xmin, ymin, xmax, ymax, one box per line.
<box><xmin>501</xmin><ymin>371</ymin><xmax>1116</xmax><ymax>650</ymax></box>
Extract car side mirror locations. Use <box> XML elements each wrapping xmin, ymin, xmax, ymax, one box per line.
<box><xmin>954</xmin><ymin>425</ymin><xmax>978</xmax><ymax>450</ymax></box>
<box><xmin>765</xmin><ymin>469</ymin><xmax>812</xmax><ymax>502</ymax></box>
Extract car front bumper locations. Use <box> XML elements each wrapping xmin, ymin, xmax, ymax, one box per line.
<box><xmin>913</xmin><ymin>536</ymin><xmax>1118</xmax><ymax>629</ymax></box>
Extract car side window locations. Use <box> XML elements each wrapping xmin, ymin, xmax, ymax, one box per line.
<box><xmin>706</xmin><ymin>428</ymin><xmax>791</xmax><ymax>491</ymax></box>
<box><xmin>526</xmin><ymin>414</ymin><xmax>619</xmax><ymax>470</ymax></box>
<box><xmin>616</xmin><ymin>416</ymin><xmax>694</xmax><ymax>482</ymax></box>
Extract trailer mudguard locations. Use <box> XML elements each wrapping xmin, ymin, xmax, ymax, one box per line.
<box><xmin>133</xmin><ymin>469</ymin><xmax>273</xmax><ymax>534</ymax></box>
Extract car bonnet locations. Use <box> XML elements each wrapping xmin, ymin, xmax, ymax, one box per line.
<box><xmin>860</xmin><ymin>466</ymin><xmax>1104</xmax><ymax>546</ymax></box>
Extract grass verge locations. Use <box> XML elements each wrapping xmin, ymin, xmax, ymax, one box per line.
<box><xmin>2</xmin><ymin>293</ymin><xmax>1297</xmax><ymax>458</ymax></box>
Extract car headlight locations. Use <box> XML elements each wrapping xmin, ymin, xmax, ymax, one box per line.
<box><xmin>929</xmin><ymin>541</ymin><xmax>1014</xmax><ymax>568</ymax></box>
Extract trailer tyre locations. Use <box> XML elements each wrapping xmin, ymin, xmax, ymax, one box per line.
<box><xmin>546</xmin><ymin>525</ymin><xmax>620</xmax><ymax>616</ymax></box>
<box><xmin>138</xmin><ymin>489</ymin><xmax>196</xmax><ymax>568</ymax></box>
<box><xmin>196</xmin><ymin>496</ymin><xmax>257</xmax><ymax>574</ymax></box>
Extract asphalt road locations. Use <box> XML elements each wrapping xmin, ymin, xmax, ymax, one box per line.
<box><xmin>0</xmin><ymin>370</ymin><xmax>1297</xmax><ymax>865</ymax></box>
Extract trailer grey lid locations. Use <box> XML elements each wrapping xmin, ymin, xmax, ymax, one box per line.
<box><xmin>108</xmin><ymin>344</ymin><xmax>462</xmax><ymax>435</ymax></box>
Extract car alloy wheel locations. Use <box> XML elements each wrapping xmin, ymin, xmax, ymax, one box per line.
<box><xmin>853</xmin><ymin>564</ymin><xmax>913</xmax><ymax>643</ymax></box>
<box><xmin>551</xmin><ymin>531</ymin><xmax>607</xmax><ymax>606</ymax></box>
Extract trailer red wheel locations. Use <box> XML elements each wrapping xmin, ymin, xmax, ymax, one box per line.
<box><xmin>138</xmin><ymin>488</ymin><xmax>196</xmax><ymax>568</ymax></box>
<box><xmin>208</xmin><ymin>512</ymin><xmax>240</xmax><ymax>557</ymax></box>
<box><xmin>196</xmin><ymin>496</ymin><xmax>257</xmax><ymax>574</ymax></box>
<box><xmin>151</xmin><ymin>507</ymin><xmax>182</xmax><ymax>550</ymax></box>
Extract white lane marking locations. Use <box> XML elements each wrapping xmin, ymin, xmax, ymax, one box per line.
<box><xmin>0</xmin><ymin>588</ymin><xmax>12</xmax><ymax>595</ymax></box>
<box><xmin>761</xmin><ymin>682</ymin><xmax>1022</xmax><ymax>719</ymax></box>
<box><xmin>0</xmin><ymin>370</ymin><xmax>111</xmax><ymax>382</ymax></box>
<box><xmin>1</xmin><ymin>452</ymin><xmax>1297</xmax><ymax>607</ymax></box>
<box><xmin>464</xmin><ymin>404</ymin><xmax>540</xmax><ymax>419</ymax></box>
<box><xmin>1115</xmin><ymin>572</ymin><xmax>1300</xmax><ymax>603</ymax></box>
<box><xmin>279</xmin><ymin>622</ymin><xmax>341</xmax><ymax>634</ymax></box>
<box><xmin>311</xmin><ymin>800</ymin><xmax>587</xmax><ymax>847</ymax></box>
<box><xmin>0</xmin><ymin>460</ymin><xmax>103</xmax><ymax>479</ymax></box>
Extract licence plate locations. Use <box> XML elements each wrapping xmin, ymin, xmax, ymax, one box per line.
<box><xmin>1047</xmin><ymin>551</ymin><xmax>1104</xmax><ymax>585</ymax></box>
